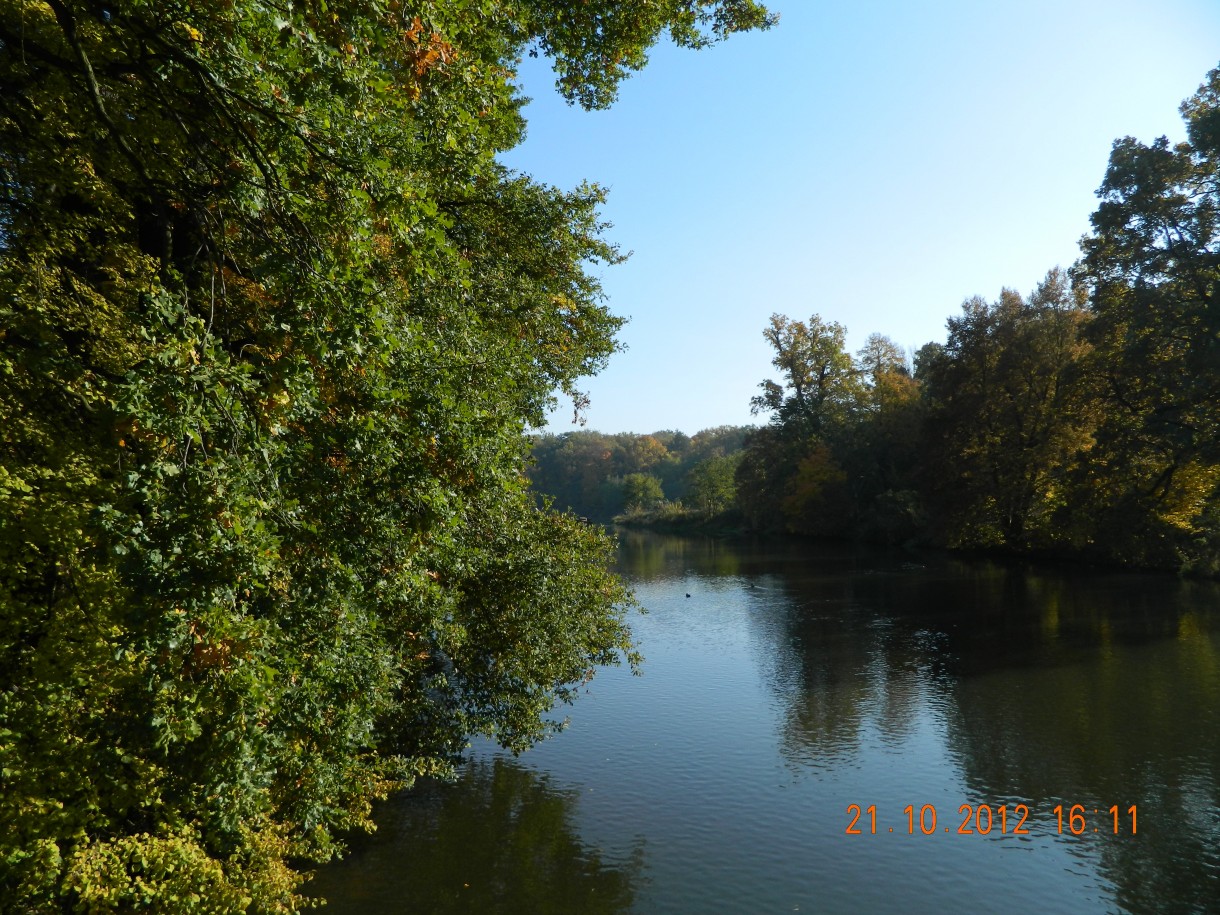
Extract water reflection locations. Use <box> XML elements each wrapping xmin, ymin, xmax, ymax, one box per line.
<box><xmin>743</xmin><ymin>537</ymin><xmax>1220</xmax><ymax>911</ymax></box>
<box><xmin>616</xmin><ymin>529</ymin><xmax>744</xmax><ymax>580</ymax></box>
<box><xmin>315</xmin><ymin>532</ymin><xmax>1220</xmax><ymax>913</ymax></box>
<box><xmin>947</xmin><ymin>627</ymin><xmax>1220</xmax><ymax>914</ymax></box>
<box><xmin>308</xmin><ymin>757</ymin><xmax>643</xmax><ymax>914</ymax></box>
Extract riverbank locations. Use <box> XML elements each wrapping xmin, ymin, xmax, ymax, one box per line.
<box><xmin>612</xmin><ymin>505</ymin><xmax>749</xmax><ymax>537</ymax></box>
<box><xmin>614</xmin><ymin>506</ymin><xmax>1220</xmax><ymax>579</ymax></box>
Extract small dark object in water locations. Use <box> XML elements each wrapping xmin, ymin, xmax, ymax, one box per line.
<box><xmin>686</xmin><ymin>593</ymin><xmax>691</xmax><ymax>598</ymax></box>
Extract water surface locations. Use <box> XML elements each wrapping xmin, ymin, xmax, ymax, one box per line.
<box><xmin>311</xmin><ymin>533</ymin><xmax>1220</xmax><ymax>913</ymax></box>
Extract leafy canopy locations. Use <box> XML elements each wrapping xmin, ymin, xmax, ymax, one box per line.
<box><xmin>0</xmin><ymin>0</ymin><xmax>772</xmax><ymax>909</ymax></box>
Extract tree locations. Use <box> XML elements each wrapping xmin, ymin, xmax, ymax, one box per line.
<box><xmin>688</xmin><ymin>425</ymin><xmax>754</xmax><ymax>463</ymax></box>
<box><xmin>529</xmin><ymin>431</ymin><xmax>624</xmax><ymax>519</ymax></box>
<box><xmin>781</xmin><ymin>442</ymin><xmax>851</xmax><ymax>535</ymax></box>
<box><xmin>856</xmin><ymin>333</ymin><xmax>908</xmax><ymax>386</ymax></box>
<box><xmin>618</xmin><ymin>434</ymin><xmax>670</xmax><ymax>475</ymax></box>
<box><xmin>1074</xmin><ymin>65</ymin><xmax>1220</xmax><ymax>570</ymax></box>
<box><xmin>751</xmin><ymin>313</ymin><xmax>863</xmax><ymax>437</ymax></box>
<box><xmin>0</xmin><ymin>0</ymin><xmax>773</xmax><ymax>908</ymax></box>
<box><xmin>620</xmin><ymin>473</ymin><xmax>666</xmax><ymax>512</ymax></box>
<box><xmin>735</xmin><ymin>425</ymin><xmax>795</xmax><ymax>531</ymax></box>
<box><xmin>919</xmin><ymin>270</ymin><xmax>1094</xmax><ymax>548</ymax></box>
<box><xmin>842</xmin><ymin>334</ymin><xmax>924</xmax><ymax>541</ymax></box>
<box><xmin>737</xmin><ymin>314</ymin><xmax>863</xmax><ymax>534</ymax></box>
<box><xmin>686</xmin><ymin>452</ymin><xmax>742</xmax><ymax>514</ymax></box>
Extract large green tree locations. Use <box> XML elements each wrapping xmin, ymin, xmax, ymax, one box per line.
<box><xmin>750</xmin><ymin>313</ymin><xmax>863</xmax><ymax>437</ymax></box>
<box><xmin>738</xmin><ymin>313</ymin><xmax>860</xmax><ymax>534</ymax></box>
<box><xmin>919</xmin><ymin>270</ymin><xmax>1095</xmax><ymax>548</ymax></box>
<box><xmin>0</xmin><ymin>0</ymin><xmax>772</xmax><ymax>909</ymax></box>
<box><xmin>620</xmin><ymin>472</ymin><xmax>666</xmax><ymax>512</ymax></box>
<box><xmin>685</xmin><ymin>452</ymin><xmax>741</xmax><ymax>514</ymax></box>
<box><xmin>1074</xmin><ymin>65</ymin><xmax>1220</xmax><ymax>570</ymax></box>
<box><xmin>842</xmin><ymin>334</ymin><xmax>924</xmax><ymax>542</ymax></box>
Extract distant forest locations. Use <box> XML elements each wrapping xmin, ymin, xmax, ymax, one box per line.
<box><xmin>529</xmin><ymin>425</ymin><xmax>752</xmax><ymax>522</ymax></box>
<box><xmin>529</xmin><ymin>68</ymin><xmax>1220</xmax><ymax>576</ymax></box>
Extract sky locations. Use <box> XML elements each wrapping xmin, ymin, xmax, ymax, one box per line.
<box><xmin>499</xmin><ymin>0</ymin><xmax>1220</xmax><ymax>436</ymax></box>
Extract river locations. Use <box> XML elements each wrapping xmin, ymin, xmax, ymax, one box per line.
<box><xmin>310</xmin><ymin>531</ymin><xmax>1220</xmax><ymax>913</ymax></box>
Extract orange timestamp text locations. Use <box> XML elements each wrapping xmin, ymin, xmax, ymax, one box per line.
<box><xmin>845</xmin><ymin>803</ymin><xmax>1137</xmax><ymax>836</ymax></box>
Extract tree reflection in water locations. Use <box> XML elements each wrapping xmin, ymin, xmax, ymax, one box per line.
<box><xmin>760</xmin><ymin>547</ymin><xmax>1220</xmax><ymax>912</ymax></box>
<box><xmin>308</xmin><ymin>756</ymin><xmax>643</xmax><ymax>914</ymax></box>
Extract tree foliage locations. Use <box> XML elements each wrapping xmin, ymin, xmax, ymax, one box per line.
<box><xmin>527</xmin><ymin>426</ymin><xmax>753</xmax><ymax>522</ymax></box>
<box><xmin>1073</xmin><ymin>66</ymin><xmax>1220</xmax><ymax>569</ymax></box>
<box><xmin>686</xmin><ymin>452</ymin><xmax>742</xmax><ymax>514</ymax></box>
<box><xmin>621</xmin><ymin>473</ymin><xmax>666</xmax><ymax>512</ymax></box>
<box><xmin>919</xmin><ymin>270</ymin><xmax>1095</xmax><ymax>548</ymax></box>
<box><xmin>750</xmin><ymin>313</ymin><xmax>863</xmax><ymax>437</ymax></box>
<box><xmin>0</xmin><ymin>0</ymin><xmax>772</xmax><ymax>908</ymax></box>
<box><xmin>740</xmin><ymin>313</ymin><xmax>914</xmax><ymax>536</ymax></box>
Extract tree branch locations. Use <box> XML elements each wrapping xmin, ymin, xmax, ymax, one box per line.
<box><xmin>44</xmin><ymin>0</ymin><xmax>151</xmax><ymax>184</ymax></box>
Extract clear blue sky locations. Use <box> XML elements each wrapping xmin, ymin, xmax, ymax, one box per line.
<box><xmin>500</xmin><ymin>0</ymin><xmax>1220</xmax><ymax>436</ymax></box>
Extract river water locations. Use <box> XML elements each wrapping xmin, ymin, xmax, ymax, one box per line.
<box><xmin>310</xmin><ymin>532</ymin><xmax>1220</xmax><ymax>913</ymax></box>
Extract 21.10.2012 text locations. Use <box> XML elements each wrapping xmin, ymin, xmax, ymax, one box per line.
<box><xmin>845</xmin><ymin>803</ymin><xmax>1137</xmax><ymax>836</ymax></box>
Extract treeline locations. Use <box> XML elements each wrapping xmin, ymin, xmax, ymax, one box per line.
<box><xmin>731</xmin><ymin>272</ymin><xmax>1095</xmax><ymax>552</ymax></box>
<box><xmin>532</xmin><ymin>67</ymin><xmax>1220</xmax><ymax>575</ymax></box>
<box><xmin>528</xmin><ymin>426</ymin><xmax>751</xmax><ymax>521</ymax></box>
<box><xmin>736</xmin><ymin>65</ymin><xmax>1220</xmax><ymax>575</ymax></box>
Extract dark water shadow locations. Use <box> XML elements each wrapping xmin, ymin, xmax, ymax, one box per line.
<box><xmin>307</xmin><ymin>756</ymin><xmax>644</xmax><ymax>914</ymax></box>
